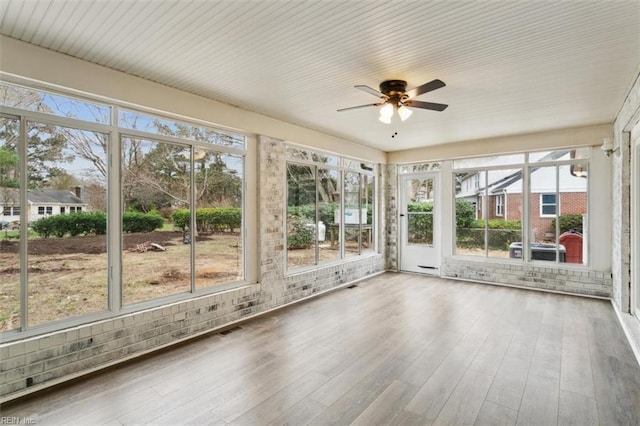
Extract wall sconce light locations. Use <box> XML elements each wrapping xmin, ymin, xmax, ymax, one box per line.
<box><xmin>601</xmin><ymin>137</ymin><xmax>618</xmax><ymax>157</ymax></box>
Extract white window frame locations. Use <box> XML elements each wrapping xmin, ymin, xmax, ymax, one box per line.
<box><xmin>453</xmin><ymin>149</ymin><xmax>589</xmax><ymax>266</ymax></box>
<box><xmin>284</xmin><ymin>143</ymin><xmax>377</xmax><ymax>273</ymax></box>
<box><xmin>0</xmin><ymin>78</ymin><xmax>253</xmax><ymax>341</ymax></box>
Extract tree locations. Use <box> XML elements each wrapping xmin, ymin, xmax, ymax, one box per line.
<box><xmin>0</xmin><ymin>146</ymin><xmax>18</xmax><ymax>188</ymax></box>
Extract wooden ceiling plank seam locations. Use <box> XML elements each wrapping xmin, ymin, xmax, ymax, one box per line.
<box><xmin>46</xmin><ymin>0</ymin><xmax>86</xmax><ymax>52</ymax></box>
<box><xmin>131</xmin><ymin>1</ymin><xmax>249</xmax><ymax>78</ymax></box>
<box><xmin>0</xmin><ymin>0</ymin><xmax>24</xmax><ymax>36</ymax></box>
<box><xmin>73</xmin><ymin>3</ymin><xmax>132</xmax><ymax>63</ymax></box>
<box><xmin>65</xmin><ymin>1</ymin><xmax>113</xmax><ymax>57</ymax></box>
<box><xmin>49</xmin><ymin>1</ymin><xmax>92</xmax><ymax>53</ymax></box>
<box><xmin>90</xmin><ymin>1</ymin><xmax>159</xmax><ymax>68</ymax></box>
<box><xmin>14</xmin><ymin>0</ymin><xmax>48</xmax><ymax>42</ymax></box>
<box><xmin>101</xmin><ymin>2</ymin><xmax>180</xmax><ymax>71</ymax></box>
<box><xmin>30</xmin><ymin>0</ymin><xmax>73</xmax><ymax>49</ymax></box>
<box><xmin>118</xmin><ymin>1</ymin><xmax>215</xmax><ymax>73</ymax></box>
<box><xmin>230</xmin><ymin>1</ymin><xmax>372</xmax><ymax>60</ymax></box>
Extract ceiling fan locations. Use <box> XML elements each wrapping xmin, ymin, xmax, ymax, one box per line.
<box><xmin>338</xmin><ymin>79</ymin><xmax>448</xmax><ymax>123</ymax></box>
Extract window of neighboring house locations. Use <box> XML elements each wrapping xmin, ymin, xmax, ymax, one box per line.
<box><xmin>540</xmin><ymin>193</ymin><xmax>557</xmax><ymax>216</ymax></box>
<box><xmin>37</xmin><ymin>206</ymin><xmax>45</xmax><ymax>215</ymax></box>
<box><xmin>496</xmin><ymin>194</ymin><xmax>504</xmax><ymax>216</ymax></box>
<box><xmin>12</xmin><ymin>207</ymin><xmax>19</xmax><ymax>215</ymax></box>
<box><xmin>60</xmin><ymin>207</ymin><xmax>65</xmax><ymax>214</ymax></box>
<box><xmin>45</xmin><ymin>206</ymin><xmax>52</xmax><ymax>215</ymax></box>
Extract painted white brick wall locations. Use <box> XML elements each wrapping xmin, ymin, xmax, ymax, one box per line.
<box><xmin>441</xmin><ymin>257</ymin><xmax>612</xmax><ymax>297</ymax></box>
<box><xmin>384</xmin><ymin>164</ymin><xmax>398</xmax><ymax>271</ymax></box>
<box><xmin>612</xmin><ymin>72</ymin><xmax>640</xmax><ymax>312</ymax></box>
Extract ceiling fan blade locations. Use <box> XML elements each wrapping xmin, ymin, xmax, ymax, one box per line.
<box><xmin>355</xmin><ymin>85</ymin><xmax>387</xmax><ymax>99</ymax></box>
<box><xmin>337</xmin><ymin>103</ymin><xmax>382</xmax><ymax>112</ymax></box>
<box><xmin>404</xmin><ymin>100</ymin><xmax>448</xmax><ymax>111</ymax></box>
<box><xmin>406</xmin><ymin>79</ymin><xmax>446</xmax><ymax>98</ymax></box>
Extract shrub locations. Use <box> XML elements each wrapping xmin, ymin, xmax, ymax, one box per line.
<box><xmin>122</xmin><ymin>211</ymin><xmax>164</xmax><ymax>233</ymax></box>
<box><xmin>31</xmin><ymin>216</ymin><xmax>55</xmax><ymax>238</ymax></box>
<box><xmin>31</xmin><ymin>211</ymin><xmax>109</xmax><ymax>238</ymax></box>
<box><xmin>172</xmin><ymin>207</ymin><xmax>242</xmax><ymax>233</ymax></box>
<box><xmin>455</xmin><ymin>199</ymin><xmax>476</xmax><ymax>228</ymax></box>
<box><xmin>287</xmin><ymin>215</ymin><xmax>314</xmax><ymax>249</ymax></box>
<box><xmin>553</xmin><ymin>214</ymin><xmax>584</xmax><ymax>234</ymax></box>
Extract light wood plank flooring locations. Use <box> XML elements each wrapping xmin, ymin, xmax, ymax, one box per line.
<box><xmin>2</xmin><ymin>273</ymin><xmax>640</xmax><ymax>425</ymax></box>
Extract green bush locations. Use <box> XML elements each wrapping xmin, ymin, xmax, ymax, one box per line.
<box><xmin>455</xmin><ymin>199</ymin><xmax>476</xmax><ymax>228</ymax></box>
<box><xmin>31</xmin><ymin>216</ymin><xmax>56</xmax><ymax>238</ymax></box>
<box><xmin>287</xmin><ymin>215</ymin><xmax>314</xmax><ymax>249</ymax></box>
<box><xmin>473</xmin><ymin>219</ymin><xmax>522</xmax><ymax>230</ymax></box>
<box><xmin>172</xmin><ymin>207</ymin><xmax>242</xmax><ymax>233</ymax></box>
<box><xmin>122</xmin><ymin>211</ymin><xmax>164</xmax><ymax>233</ymax></box>
<box><xmin>32</xmin><ymin>211</ymin><xmax>108</xmax><ymax>238</ymax></box>
<box><xmin>553</xmin><ymin>214</ymin><xmax>584</xmax><ymax>234</ymax></box>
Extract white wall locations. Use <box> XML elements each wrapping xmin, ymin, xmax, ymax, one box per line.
<box><xmin>388</xmin><ymin>124</ymin><xmax>612</xmax><ymax>164</ymax></box>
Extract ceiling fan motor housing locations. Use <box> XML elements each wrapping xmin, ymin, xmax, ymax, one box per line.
<box><xmin>379</xmin><ymin>80</ymin><xmax>408</xmax><ymax>104</ymax></box>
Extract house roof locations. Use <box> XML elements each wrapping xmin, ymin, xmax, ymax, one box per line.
<box><xmin>1</xmin><ymin>1</ymin><xmax>638</xmax><ymax>152</ymax></box>
<box><xmin>488</xmin><ymin>151</ymin><xmax>570</xmax><ymax>193</ymax></box>
<box><xmin>27</xmin><ymin>189</ymin><xmax>84</xmax><ymax>205</ymax></box>
<box><xmin>1</xmin><ymin>188</ymin><xmax>85</xmax><ymax>205</ymax></box>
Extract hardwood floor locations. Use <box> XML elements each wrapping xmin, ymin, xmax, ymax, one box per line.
<box><xmin>2</xmin><ymin>273</ymin><xmax>640</xmax><ymax>425</ymax></box>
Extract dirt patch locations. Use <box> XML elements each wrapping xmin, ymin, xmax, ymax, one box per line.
<box><xmin>0</xmin><ymin>231</ymin><xmax>215</xmax><ymax>256</ymax></box>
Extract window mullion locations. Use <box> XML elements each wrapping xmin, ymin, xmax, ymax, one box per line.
<box><xmin>555</xmin><ymin>165</ymin><xmax>561</xmax><ymax>264</ymax></box>
<box><xmin>108</xmin><ymin>111</ymin><xmax>122</xmax><ymax>312</ymax></box>
<box><xmin>523</xmin><ymin>160</ymin><xmax>530</xmax><ymax>262</ymax></box>
<box><xmin>19</xmin><ymin>116</ymin><xmax>28</xmax><ymax>331</ymax></box>
<box><xmin>315</xmin><ymin>166</ymin><xmax>320</xmax><ymax>265</ymax></box>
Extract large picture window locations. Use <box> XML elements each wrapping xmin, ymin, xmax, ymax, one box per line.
<box><xmin>285</xmin><ymin>145</ymin><xmax>375</xmax><ymax>270</ymax></box>
<box><xmin>454</xmin><ymin>149</ymin><xmax>589</xmax><ymax>265</ymax></box>
<box><xmin>0</xmin><ymin>80</ymin><xmax>246</xmax><ymax>335</ymax></box>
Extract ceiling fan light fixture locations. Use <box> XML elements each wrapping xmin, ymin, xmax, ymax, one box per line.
<box><xmin>379</xmin><ymin>103</ymin><xmax>394</xmax><ymax>119</ymax></box>
<box><xmin>378</xmin><ymin>114</ymin><xmax>392</xmax><ymax>124</ymax></box>
<box><xmin>398</xmin><ymin>105</ymin><xmax>413</xmax><ymax>121</ymax></box>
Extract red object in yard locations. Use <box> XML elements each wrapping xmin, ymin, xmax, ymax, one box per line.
<box><xmin>559</xmin><ymin>231</ymin><xmax>583</xmax><ymax>264</ymax></box>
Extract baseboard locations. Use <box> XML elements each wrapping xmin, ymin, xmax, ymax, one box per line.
<box><xmin>611</xmin><ymin>301</ymin><xmax>640</xmax><ymax>367</ymax></box>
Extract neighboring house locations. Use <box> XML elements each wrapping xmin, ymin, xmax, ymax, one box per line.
<box><xmin>457</xmin><ymin>151</ymin><xmax>587</xmax><ymax>242</ymax></box>
<box><xmin>1</xmin><ymin>187</ymin><xmax>88</xmax><ymax>226</ymax></box>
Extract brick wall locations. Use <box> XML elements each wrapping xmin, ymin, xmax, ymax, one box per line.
<box><xmin>441</xmin><ymin>257</ymin><xmax>611</xmax><ymax>297</ymax></box>
<box><xmin>530</xmin><ymin>192</ymin><xmax>587</xmax><ymax>241</ymax></box>
<box><xmin>0</xmin><ymin>135</ymin><xmax>385</xmax><ymax>402</ymax></box>
<box><xmin>484</xmin><ymin>192</ymin><xmax>587</xmax><ymax>241</ymax></box>
<box><xmin>612</xmin><ymin>71</ymin><xmax>639</xmax><ymax>311</ymax></box>
<box><xmin>384</xmin><ymin>164</ymin><xmax>398</xmax><ymax>271</ymax></box>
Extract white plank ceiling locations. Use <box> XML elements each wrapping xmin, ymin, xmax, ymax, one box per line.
<box><xmin>1</xmin><ymin>0</ymin><xmax>639</xmax><ymax>152</ymax></box>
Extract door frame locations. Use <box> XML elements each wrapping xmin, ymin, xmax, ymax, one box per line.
<box><xmin>632</xmin><ymin>126</ymin><xmax>640</xmax><ymax>322</ymax></box>
<box><xmin>399</xmin><ymin>172</ymin><xmax>441</xmax><ymax>274</ymax></box>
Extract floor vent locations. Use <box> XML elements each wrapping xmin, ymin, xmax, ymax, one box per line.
<box><xmin>219</xmin><ymin>326</ymin><xmax>242</xmax><ymax>336</ymax></box>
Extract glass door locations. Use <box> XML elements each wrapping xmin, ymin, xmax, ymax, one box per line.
<box><xmin>400</xmin><ymin>173</ymin><xmax>439</xmax><ymax>274</ymax></box>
